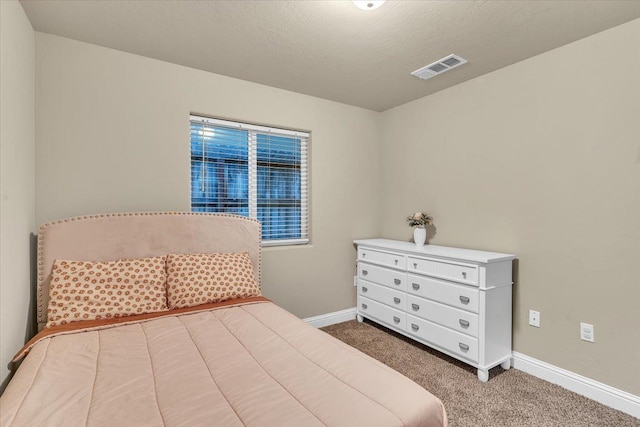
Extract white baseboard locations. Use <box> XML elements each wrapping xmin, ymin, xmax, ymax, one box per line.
<box><xmin>304</xmin><ymin>307</ymin><xmax>356</xmax><ymax>328</ymax></box>
<box><xmin>512</xmin><ymin>351</ymin><xmax>640</xmax><ymax>419</ymax></box>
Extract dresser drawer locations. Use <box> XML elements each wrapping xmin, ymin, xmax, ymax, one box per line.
<box><xmin>358</xmin><ymin>263</ymin><xmax>407</xmax><ymax>291</ymax></box>
<box><xmin>408</xmin><ymin>256</ymin><xmax>478</xmax><ymax>286</ymax></box>
<box><xmin>358</xmin><ymin>280</ymin><xmax>406</xmax><ymax>310</ymax></box>
<box><xmin>358</xmin><ymin>296</ymin><xmax>406</xmax><ymax>330</ymax></box>
<box><xmin>358</xmin><ymin>247</ymin><xmax>406</xmax><ymax>270</ymax></box>
<box><xmin>406</xmin><ymin>314</ymin><xmax>479</xmax><ymax>363</ymax></box>
<box><xmin>407</xmin><ymin>274</ymin><xmax>479</xmax><ymax>313</ymax></box>
<box><xmin>406</xmin><ymin>294</ymin><xmax>479</xmax><ymax>338</ymax></box>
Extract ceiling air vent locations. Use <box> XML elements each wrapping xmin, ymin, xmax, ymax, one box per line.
<box><xmin>411</xmin><ymin>54</ymin><xmax>467</xmax><ymax>80</ymax></box>
<box><xmin>427</xmin><ymin>62</ymin><xmax>448</xmax><ymax>73</ymax></box>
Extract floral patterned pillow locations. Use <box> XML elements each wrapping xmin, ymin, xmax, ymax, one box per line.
<box><xmin>166</xmin><ymin>252</ymin><xmax>260</xmax><ymax>309</ymax></box>
<box><xmin>46</xmin><ymin>256</ymin><xmax>168</xmax><ymax>328</ymax></box>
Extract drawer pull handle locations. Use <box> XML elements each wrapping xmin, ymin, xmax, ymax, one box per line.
<box><xmin>361</xmin><ymin>303</ymin><xmax>368</xmax><ymax>310</ymax></box>
<box><xmin>411</xmin><ymin>303</ymin><xmax>419</xmax><ymax>311</ymax></box>
<box><xmin>394</xmin><ymin>278</ymin><xmax>401</xmax><ymax>285</ymax></box>
<box><xmin>411</xmin><ymin>324</ymin><xmax>419</xmax><ymax>331</ymax></box>
<box><xmin>393</xmin><ymin>316</ymin><xmax>400</xmax><ymax>324</ymax></box>
<box><xmin>362</xmin><ymin>270</ymin><xmax>368</xmax><ymax>276</ymax></box>
<box><xmin>462</xmin><ymin>272</ymin><xmax>467</xmax><ymax>279</ymax></box>
<box><xmin>459</xmin><ymin>343</ymin><xmax>470</xmax><ymax>352</ymax></box>
<box><xmin>362</xmin><ymin>252</ymin><xmax>366</xmax><ymax>257</ymax></box>
<box><xmin>413</xmin><ymin>262</ymin><xmax>418</xmax><ymax>268</ymax></box>
<box><xmin>362</xmin><ymin>286</ymin><xmax>368</xmax><ymax>293</ymax></box>
<box><xmin>394</xmin><ymin>259</ymin><xmax>399</xmax><ymax>265</ymax></box>
<box><xmin>459</xmin><ymin>295</ymin><xmax>470</xmax><ymax>304</ymax></box>
<box><xmin>459</xmin><ymin>319</ymin><xmax>470</xmax><ymax>328</ymax></box>
<box><xmin>412</xmin><ymin>283</ymin><xmax>420</xmax><ymax>291</ymax></box>
<box><xmin>393</xmin><ymin>297</ymin><xmax>401</xmax><ymax>304</ymax></box>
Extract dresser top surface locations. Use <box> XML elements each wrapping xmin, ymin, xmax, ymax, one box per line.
<box><xmin>354</xmin><ymin>239</ymin><xmax>516</xmax><ymax>264</ymax></box>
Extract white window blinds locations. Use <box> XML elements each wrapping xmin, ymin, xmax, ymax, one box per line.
<box><xmin>190</xmin><ymin>115</ymin><xmax>309</xmax><ymax>246</ymax></box>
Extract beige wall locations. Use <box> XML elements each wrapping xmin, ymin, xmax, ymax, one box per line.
<box><xmin>35</xmin><ymin>33</ymin><xmax>381</xmax><ymax>320</ymax></box>
<box><xmin>380</xmin><ymin>19</ymin><xmax>640</xmax><ymax>394</ymax></box>
<box><xmin>0</xmin><ymin>1</ymin><xmax>36</xmax><ymax>385</ymax></box>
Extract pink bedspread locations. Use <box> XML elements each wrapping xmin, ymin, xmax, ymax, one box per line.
<box><xmin>1</xmin><ymin>300</ymin><xmax>447</xmax><ymax>427</ymax></box>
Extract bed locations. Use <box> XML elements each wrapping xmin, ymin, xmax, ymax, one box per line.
<box><xmin>0</xmin><ymin>212</ymin><xmax>447</xmax><ymax>427</ymax></box>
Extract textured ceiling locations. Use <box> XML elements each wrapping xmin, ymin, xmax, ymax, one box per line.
<box><xmin>20</xmin><ymin>0</ymin><xmax>640</xmax><ymax>111</ymax></box>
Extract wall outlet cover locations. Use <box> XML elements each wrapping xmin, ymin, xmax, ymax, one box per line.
<box><xmin>580</xmin><ymin>322</ymin><xmax>594</xmax><ymax>342</ymax></box>
<box><xmin>529</xmin><ymin>310</ymin><xmax>540</xmax><ymax>327</ymax></box>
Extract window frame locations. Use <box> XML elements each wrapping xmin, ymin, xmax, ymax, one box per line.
<box><xmin>190</xmin><ymin>115</ymin><xmax>309</xmax><ymax>247</ymax></box>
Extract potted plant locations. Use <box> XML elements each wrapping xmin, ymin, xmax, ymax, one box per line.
<box><xmin>406</xmin><ymin>212</ymin><xmax>433</xmax><ymax>247</ymax></box>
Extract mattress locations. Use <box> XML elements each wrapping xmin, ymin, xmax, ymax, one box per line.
<box><xmin>1</xmin><ymin>299</ymin><xmax>447</xmax><ymax>427</ymax></box>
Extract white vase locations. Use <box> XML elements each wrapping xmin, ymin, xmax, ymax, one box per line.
<box><xmin>413</xmin><ymin>227</ymin><xmax>426</xmax><ymax>247</ymax></box>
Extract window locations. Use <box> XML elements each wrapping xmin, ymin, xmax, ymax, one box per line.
<box><xmin>190</xmin><ymin>115</ymin><xmax>309</xmax><ymax>246</ymax></box>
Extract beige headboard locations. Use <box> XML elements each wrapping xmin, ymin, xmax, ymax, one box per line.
<box><xmin>36</xmin><ymin>212</ymin><xmax>261</xmax><ymax>330</ymax></box>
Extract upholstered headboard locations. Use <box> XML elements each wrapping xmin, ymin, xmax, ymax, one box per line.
<box><xmin>36</xmin><ymin>212</ymin><xmax>261</xmax><ymax>330</ymax></box>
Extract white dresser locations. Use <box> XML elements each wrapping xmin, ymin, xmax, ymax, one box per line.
<box><xmin>354</xmin><ymin>238</ymin><xmax>516</xmax><ymax>382</ymax></box>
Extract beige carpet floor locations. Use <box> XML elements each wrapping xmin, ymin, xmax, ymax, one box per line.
<box><xmin>321</xmin><ymin>319</ymin><xmax>639</xmax><ymax>427</ymax></box>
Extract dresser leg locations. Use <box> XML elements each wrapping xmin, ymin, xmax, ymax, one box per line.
<box><xmin>356</xmin><ymin>314</ymin><xmax>364</xmax><ymax>323</ymax></box>
<box><xmin>500</xmin><ymin>359</ymin><xmax>511</xmax><ymax>370</ymax></box>
<box><xmin>477</xmin><ymin>369</ymin><xmax>489</xmax><ymax>383</ymax></box>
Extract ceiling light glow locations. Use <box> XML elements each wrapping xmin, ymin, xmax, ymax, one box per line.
<box><xmin>352</xmin><ymin>1</ymin><xmax>386</xmax><ymax>11</ymax></box>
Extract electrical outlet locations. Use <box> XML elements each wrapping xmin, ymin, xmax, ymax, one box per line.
<box><xmin>580</xmin><ymin>323</ymin><xmax>594</xmax><ymax>342</ymax></box>
<box><xmin>353</xmin><ymin>276</ymin><xmax>358</xmax><ymax>287</ymax></box>
<box><xmin>529</xmin><ymin>310</ymin><xmax>540</xmax><ymax>327</ymax></box>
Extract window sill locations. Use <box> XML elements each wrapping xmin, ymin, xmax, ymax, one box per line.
<box><xmin>262</xmin><ymin>238</ymin><xmax>309</xmax><ymax>248</ymax></box>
